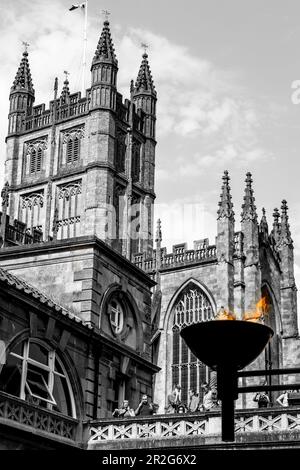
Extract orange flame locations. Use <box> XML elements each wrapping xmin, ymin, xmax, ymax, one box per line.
<box><xmin>215</xmin><ymin>297</ymin><xmax>269</xmax><ymax>323</ymax></box>
<box><xmin>216</xmin><ymin>307</ymin><xmax>236</xmax><ymax>321</ymax></box>
<box><xmin>243</xmin><ymin>297</ymin><xmax>269</xmax><ymax>323</ymax></box>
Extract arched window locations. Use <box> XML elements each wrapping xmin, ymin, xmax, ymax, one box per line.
<box><xmin>171</xmin><ymin>283</ymin><xmax>215</xmax><ymax>405</ymax></box>
<box><xmin>56</xmin><ymin>180</ymin><xmax>82</xmax><ymax>239</ymax></box>
<box><xmin>0</xmin><ymin>339</ymin><xmax>76</xmax><ymax>418</ymax></box>
<box><xmin>61</xmin><ymin>127</ymin><xmax>83</xmax><ymax>166</ymax></box>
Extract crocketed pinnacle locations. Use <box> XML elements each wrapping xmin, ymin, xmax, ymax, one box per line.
<box><xmin>217</xmin><ymin>171</ymin><xmax>234</xmax><ymax>219</ymax></box>
<box><xmin>92</xmin><ymin>20</ymin><xmax>118</xmax><ymax>65</ymax></box>
<box><xmin>11</xmin><ymin>50</ymin><xmax>34</xmax><ymax>95</ymax></box>
<box><xmin>155</xmin><ymin>219</ymin><xmax>162</xmax><ymax>244</ymax></box>
<box><xmin>241</xmin><ymin>172</ymin><xmax>257</xmax><ymax>222</ymax></box>
<box><xmin>133</xmin><ymin>53</ymin><xmax>156</xmax><ymax>95</ymax></box>
<box><xmin>60</xmin><ymin>77</ymin><xmax>70</xmax><ymax>104</ymax></box>
<box><xmin>270</xmin><ymin>208</ymin><xmax>280</xmax><ymax>244</ymax></box>
<box><xmin>279</xmin><ymin>200</ymin><xmax>293</xmax><ymax>247</ymax></box>
<box><xmin>259</xmin><ymin>208</ymin><xmax>269</xmax><ymax>237</ymax></box>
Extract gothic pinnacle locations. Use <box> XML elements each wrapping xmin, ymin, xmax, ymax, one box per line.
<box><xmin>259</xmin><ymin>207</ymin><xmax>269</xmax><ymax>237</ymax></box>
<box><xmin>241</xmin><ymin>172</ymin><xmax>257</xmax><ymax>222</ymax></box>
<box><xmin>133</xmin><ymin>52</ymin><xmax>156</xmax><ymax>95</ymax></box>
<box><xmin>92</xmin><ymin>19</ymin><xmax>117</xmax><ymax>66</ymax></box>
<box><xmin>217</xmin><ymin>170</ymin><xmax>234</xmax><ymax>219</ymax></box>
<box><xmin>11</xmin><ymin>49</ymin><xmax>34</xmax><ymax>95</ymax></box>
<box><xmin>279</xmin><ymin>200</ymin><xmax>293</xmax><ymax>247</ymax></box>
<box><xmin>155</xmin><ymin>219</ymin><xmax>162</xmax><ymax>243</ymax></box>
<box><xmin>60</xmin><ymin>71</ymin><xmax>70</xmax><ymax>103</ymax></box>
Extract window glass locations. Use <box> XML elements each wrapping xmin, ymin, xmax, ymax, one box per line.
<box><xmin>29</xmin><ymin>342</ymin><xmax>48</xmax><ymax>365</ymax></box>
<box><xmin>53</xmin><ymin>375</ymin><xmax>72</xmax><ymax>416</ymax></box>
<box><xmin>0</xmin><ymin>340</ymin><xmax>75</xmax><ymax>417</ymax></box>
<box><xmin>0</xmin><ymin>353</ymin><xmax>22</xmax><ymax>396</ymax></box>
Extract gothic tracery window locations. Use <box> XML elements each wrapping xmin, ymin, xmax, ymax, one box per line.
<box><xmin>24</xmin><ymin>139</ymin><xmax>47</xmax><ymax>177</ymax></box>
<box><xmin>55</xmin><ymin>180</ymin><xmax>82</xmax><ymax>239</ymax></box>
<box><xmin>61</xmin><ymin>126</ymin><xmax>84</xmax><ymax>167</ymax></box>
<box><xmin>19</xmin><ymin>191</ymin><xmax>44</xmax><ymax>232</ymax></box>
<box><xmin>171</xmin><ymin>284</ymin><xmax>214</xmax><ymax>405</ymax></box>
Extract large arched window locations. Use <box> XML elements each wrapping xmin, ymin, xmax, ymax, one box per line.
<box><xmin>0</xmin><ymin>339</ymin><xmax>76</xmax><ymax>418</ymax></box>
<box><xmin>171</xmin><ymin>283</ymin><xmax>215</xmax><ymax>405</ymax></box>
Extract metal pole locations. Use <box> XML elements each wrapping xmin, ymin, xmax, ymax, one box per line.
<box><xmin>82</xmin><ymin>0</ymin><xmax>88</xmax><ymax>96</ymax></box>
<box><xmin>238</xmin><ymin>383</ymin><xmax>300</xmax><ymax>393</ymax></box>
<box><xmin>237</xmin><ymin>367</ymin><xmax>300</xmax><ymax>377</ymax></box>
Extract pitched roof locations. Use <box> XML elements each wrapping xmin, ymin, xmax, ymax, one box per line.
<box><xmin>0</xmin><ymin>266</ymin><xmax>92</xmax><ymax>329</ymax></box>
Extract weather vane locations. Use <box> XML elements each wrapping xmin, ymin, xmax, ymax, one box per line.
<box><xmin>102</xmin><ymin>9</ymin><xmax>110</xmax><ymax>20</ymax></box>
<box><xmin>141</xmin><ymin>43</ymin><xmax>149</xmax><ymax>54</ymax></box>
<box><xmin>22</xmin><ymin>41</ymin><xmax>30</xmax><ymax>53</ymax></box>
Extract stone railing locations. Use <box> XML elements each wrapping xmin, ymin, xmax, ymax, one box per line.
<box><xmin>133</xmin><ymin>244</ymin><xmax>217</xmax><ymax>273</ymax></box>
<box><xmin>87</xmin><ymin>407</ymin><xmax>300</xmax><ymax>449</ymax></box>
<box><xmin>0</xmin><ymin>212</ymin><xmax>43</xmax><ymax>247</ymax></box>
<box><xmin>0</xmin><ymin>391</ymin><xmax>79</xmax><ymax>444</ymax></box>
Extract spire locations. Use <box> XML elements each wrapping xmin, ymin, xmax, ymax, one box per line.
<box><xmin>259</xmin><ymin>208</ymin><xmax>269</xmax><ymax>240</ymax></box>
<box><xmin>60</xmin><ymin>71</ymin><xmax>70</xmax><ymax>104</ymax></box>
<box><xmin>133</xmin><ymin>52</ymin><xmax>156</xmax><ymax>95</ymax></box>
<box><xmin>279</xmin><ymin>200</ymin><xmax>293</xmax><ymax>247</ymax></box>
<box><xmin>92</xmin><ymin>20</ymin><xmax>117</xmax><ymax>66</ymax></box>
<box><xmin>241</xmin><ymin>172</ymin><xmax>257</xmax><ymax>222</ymax></box>
<box><xmin>217</xmin><ymin>171</ymin><xmax>234</xmax><ymax>219</ymax></box>
<box><xmin>11</xmin><ymin>49</ymin><xmax>34</xmax><ymax>96</ymax></box>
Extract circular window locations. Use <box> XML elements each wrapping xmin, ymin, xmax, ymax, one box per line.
<box><xmin>109</xmin><ymin>299</ymin><xmax>124</xmax><ymax>335</ymax></box>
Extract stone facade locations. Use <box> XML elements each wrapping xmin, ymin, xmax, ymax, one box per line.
<box><xmin>0</xmin><ymin>16</ymin><xmax>300</xmax><ymax>450</ymax></box>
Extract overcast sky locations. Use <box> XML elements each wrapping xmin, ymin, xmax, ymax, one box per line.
<box><xmin>1</xmin><ymin>0</ymin><xmax>300</xmax><ymax>311</ymax></box>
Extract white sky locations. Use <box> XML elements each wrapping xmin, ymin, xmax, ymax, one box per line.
<box><xmin>0</xmin><ymin>0</ymin><xmax>300</xmax><ymax>318</ymax></box>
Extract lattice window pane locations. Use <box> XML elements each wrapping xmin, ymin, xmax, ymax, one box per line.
<box><xmin>30</xmin><ymin>149</ymin><xmax>36</xmax><ymax>174</ymax></box>
<box><xmin>171</xmin><ymin>284</ymin><xmax>214</xmax><ymax>401</ymax></box>
<box><xmin>73</xmin><ymin>137</ymin><xmax>79</xmax><ymax>161</ymax></box>
<box><xmin>36</xmin><ymin>148</ymin><xmax>42</xmax><ymax>172</ymax></box>
<box><xmin>66</xmin><ymin>139</ymin><xmax>73</xmax><ymax>163</ymax></box>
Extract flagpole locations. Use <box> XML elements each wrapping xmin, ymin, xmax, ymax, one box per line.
<box><xmin>82</xmin><ymin>0</ymin><xmax>88</xmax><ymax>97</ymax></box>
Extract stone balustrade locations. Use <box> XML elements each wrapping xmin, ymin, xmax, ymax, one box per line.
<box><xmin>87</xmin><ymin>406</ymin><xmax>300</xmax><ymax>449</ymax></box>
<box><xmin>0</xmin><ymin>391</ymin><xmax>80</xmax><ymax>444</ymax></box>
<box><xmin>0</xmin><ymin>211</ymin><xmax>43</xmax><ymax>247</ymax></box>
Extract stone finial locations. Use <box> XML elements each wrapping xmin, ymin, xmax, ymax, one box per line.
<box><xmin>278</xmin><ymin>199</ymin><xmax>293</xmax><ymax>247</ymax></box>
<box><xmin>133</xmin><ymin>52</ymin><xmax>156</xmax><ymax>96</ymax></box>
<box><xmin>155</xmin><ymin>218</ymin><xmax>162</xmax><ymax>244</ymax></box>
<box><xmin>11</xmin><ymin>48</ymin><xmax>35</xmax><ymax>95</ymax></box>
<box><xmin>217</xmin><ymin>170</ymin><xmax>234</xmax><ymax>220</ymax></box>
<box><xmin>270</xmin><ymin>208</ymin><xmax>280</xmax><ymax>244</ymax></box>
<box><xmin>259</xmin><ymin>207</ymin><xmax>269</xmax><ymax>236</ymax></box>
<box><xmin>92</xmin><ymin>19</ymin><xmax>118</xmax><ymax>65</ymax></box>
<box><xmin>1</xmin><ymin>182</ymin><xmax>9</xmax><ymax>208</ymax></box>
<box><xmin>60</xmin><ymin>71</ymin><xmax>70</xmax><ymax>104</ymax></box>
<box><xmin>130</xmin><ymin>79</ymin><xmax>134</xmax><ymax>95</ymax></box>
<box><xmin>241</xmin><ymin>172</ymin><xmax>257</xmax><ymax>222</ymax></box>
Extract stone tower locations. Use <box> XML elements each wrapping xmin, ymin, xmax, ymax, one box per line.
<box><xmin>4</xmin><ymin>19</ymin><xmax>157</xmax><ymax>260</ymax></box>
